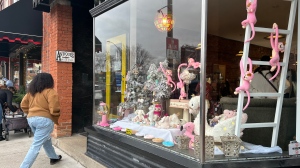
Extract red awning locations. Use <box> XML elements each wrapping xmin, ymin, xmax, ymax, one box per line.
<box><xmin>0</xmin><ymin>36</ymin><xmax>41</xmax><ymax>45</ymax></box>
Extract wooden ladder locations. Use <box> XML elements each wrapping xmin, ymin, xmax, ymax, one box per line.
<box><xmin>235</xmin><ymin>0</ymin><xmax>297</xmax><ymax>147</ymax></box>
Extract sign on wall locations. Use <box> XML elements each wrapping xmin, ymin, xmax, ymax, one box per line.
<box><xmin>56</xmin><ymin>51</ymin><xmax>75</xmax><ymax>63</ymax></box>
<box><xmin>166</xmin><ymin>37</ymin><xmax>179</xmax><ymax>59</ymax></box>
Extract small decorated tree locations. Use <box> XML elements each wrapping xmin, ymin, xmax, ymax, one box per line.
<box><xmin>144</xmin><ymin>60</ymin><xmax>173</xmax><ymax>102</ymax></box>
<box><xmin>119</xmin><ymin>66</ymin><xmax>151</xmax><ymax>113</ymax></box>
<box><xmin>143</xmin><ymin>60</ymin><xmax>174</xmax><ymax>123</ymax></box>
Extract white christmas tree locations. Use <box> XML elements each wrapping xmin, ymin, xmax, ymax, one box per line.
<box><xmin>119</xmin><ymin>66</ymin><xmax>151</xmax><ymax>111</ymax></box>
<box><xmin>144</xmin><ymin>60</ymin><xmax>173</xmax><ymax>102</ymax></box>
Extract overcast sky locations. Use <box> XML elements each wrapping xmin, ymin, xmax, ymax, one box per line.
<box><xmin>95</xmin><ymin>0</ymin><xmax>202</xmax><ymax>64</ymax></box>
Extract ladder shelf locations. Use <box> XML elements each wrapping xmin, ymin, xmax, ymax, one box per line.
<box><xmin>235</xmin><ymin>0</ymin><xmax>297</xmax><ymax>148</ymax></box>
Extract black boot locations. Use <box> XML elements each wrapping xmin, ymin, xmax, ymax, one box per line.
<box><xmin>50</xmin><ymin>155</ymin><xmax>62</xmax><ymax>165</ymax></box>
<box><xmin>0</xmin><ymin>124</ymin><xmax>4</xmax><ymax>141</ymax></box>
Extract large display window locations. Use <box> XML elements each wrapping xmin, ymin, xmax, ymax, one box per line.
<box><xmin>89</xmin><ymin>0</ymin><xmax>299</xmax><ymax>167</ymax></box>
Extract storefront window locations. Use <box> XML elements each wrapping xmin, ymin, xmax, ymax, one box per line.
<box><xmin>10</xmin><ymin>56</ymin><xmax>41</xmax><ymax>90</ymax></box>
<box><xmin>92</xmin><ymin>0</ymin><xmax>298</xmax><ymax>165</ymax></box>
<box><xmin>0</xmin><ymin>59</ymin><xmax>7</xmax><ymax>79</ymax></box>
<box><xmin>93</xmin><ymin>0</ymin><xmax>202</xmax><ymax>159</ymax></box>
<box><xmin>10</xmin><ymin>57</ymin><xmax>19</xmax><ymax>89</ymax></box>
<box><xmin>26</xmin><ymin>59</ymin><xmax>41</xmax><ymax>86</ymax></box>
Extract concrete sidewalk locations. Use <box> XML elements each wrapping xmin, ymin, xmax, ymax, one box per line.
<box><xmin>0</xmin><ymin>131</ymin><xmax>85</xmax><ymax>168</ymax></box>
<box><xmin>52</xmin><ymin>133</ymin><xmax>106</xmax><ymax>168</ymax></box>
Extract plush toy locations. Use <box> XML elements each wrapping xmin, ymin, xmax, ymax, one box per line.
<box><xmin>234</xmin><ymin>58</ymin><xmax>254</xmax><ymax>111</ymax></box>
<box><xmin>194</xmin><ymin>109</ymin><xmax>248</xmax><ymax>142</ymax></box>
<box><xmin>189</xmin><ymin>96</ymin><xmax>210</xmax><ymax>136</ymax></box>
<box><xmin>210</xmin><ymin>109</ymin><xmax>237</xmax><ymax>126</ymax></box>
<box><xmin>156</xmin><ymin>116</ymin><xmax>170</xmax><ymax>129</ymax></box>
<box><xmin>168</xmin><ymin>113</ymin><xmax>181</xmax><ymax>128</ymax></box>
<box><xmin>223</xmin><ymin>109</ymin><xmax>237</xmax><ymax>119</ymax></box>
<box><xmin>188</xmin><ymin>95</ymin><xmax>201</xmax><ymax>117</ymax></box>
<box><xmin>216</xmin><ymin>112</ymin><xmax>247</xmax><ymax>140</ymax></box>
<box><xmin>241</xmin><ymin>0</ymin><xmax>257</xmax><ymax>43</ymax></box>
<box><xmin>180</xmin><ymin>122</ymin><xmax>195</xmax><ymax>149</ymax></box>
<box><xmin>210</xmin><ymin>116</ymin><xmax>221</xmax><ymax>126</ymax></box>
<box><xmin>178</xmin><ymin>83</ymin><xmax>187</xmax><ymax>100</ymax></box>
<box><xmin>269</xmin><ymin>23</ymin><xmax>285</xmax><ymax>81</ymax></box>
<box><xmin>187</xmin><ymin>58</ymin><xmax>201</xmax><ymax>69</ymax></box>
<box><xmin>146</xmin><ymin>105</ymin><xmax>155</xmax><ymax>126</ymax></box>
<box><xmin>160</xmin><ymin>62</ymin><xmax>176</xmax><ymax>92</ymax></box>
<box><xmin>153</xmin><ymin>103</ymin><xmax>162</xmax><ymax>123</ymax></box>
<box><xmin>132</xmin><ymin>109</ymin><xmax>145</xmax><ymax>123</ymax></box>
<box><xmin>179</xmin><ymin>119</ymin><xmax>187</xmax><ymax>126</ymax></box>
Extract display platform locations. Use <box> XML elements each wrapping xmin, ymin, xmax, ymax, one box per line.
<box><xmin>85</xmin><ymin>126</ymin><xmax>300</xmax><ymax>168</ymax></box>
<box><xmin>110</xmin><ymin>120</ymin><xmax>182</xmax><ymax>142</ymax></box>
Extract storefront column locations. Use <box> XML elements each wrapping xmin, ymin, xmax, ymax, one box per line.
<box><xmin>42</xmin><ymin>0</ymin><xmax>72</xmax><ymax>138</ymax></box>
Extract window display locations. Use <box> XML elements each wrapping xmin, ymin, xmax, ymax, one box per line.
<box><xmin>90</xmin><ymin>0</ymin><xmax>298</xmax><ymax>167</ymax></box>
<box><xmin>92</xmin><ymin>0</ymin><xmax>203</xmax><ymax>163</ymax></box>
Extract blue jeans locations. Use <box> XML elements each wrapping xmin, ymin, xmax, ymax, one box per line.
<box><xmin>20</xmin><ymin>117</ymin><xmax>60</xmax><ymax>168</ymax></box>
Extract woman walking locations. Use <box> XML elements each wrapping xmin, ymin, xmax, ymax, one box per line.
<box><xmin>20</xmin><ymin>73</ymin><xmax>62</xmax><ymax>168</ymax></box>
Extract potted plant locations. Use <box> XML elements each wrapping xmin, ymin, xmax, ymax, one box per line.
<box><xmin>13</xmin><ymin>85</ymin><xmax>26</xmax><ymax>104</ymax></box>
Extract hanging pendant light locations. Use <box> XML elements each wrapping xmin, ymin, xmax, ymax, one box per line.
<box><xmin>154</xmin><ymin>6</ymin><xmax>174</xmax><ymax>32</ymax></box>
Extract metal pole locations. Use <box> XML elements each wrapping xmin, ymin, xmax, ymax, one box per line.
<box><xmin>129</xmin><ymin>0</ymin><xmax>137</xmax><ymax>69</ymax></box>
<box><xmin>167</xmin><ymin>0</ymin><xmax>173</xmax><ymax>38</ymax></box>
<box><xmin>296</xmin><ymin>0</ymin><xmax>300</xmax><ymax>142</ymax></box>
<box><xmin>93</xmin><ymin>17</ymin><xmax>96</xmax><ymax>124</ymax></box>
<box><xmin>200</xmin><ymin>0</ymin><xmax>207</xmax><ymax>163</ymax></box>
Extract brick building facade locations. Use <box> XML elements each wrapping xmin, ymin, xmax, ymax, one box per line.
<box><xmin>39</xmin><ymin>0</ymin><xmax>93</xmax><ymax>137</ymax></box>
<box><xmin>42</xmin><ymin>2</ymin><xmax>73</xmax><ymax>137</ymax></box>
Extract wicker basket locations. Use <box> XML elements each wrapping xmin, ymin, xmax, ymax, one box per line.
<box><xmin>175</xmin><ymin>135</ymin><xmax>190</xmax><ymax>149</ymax></box>
<box><xmin>220</xmin><ymin>135</ymin><xmax>242</xmax><ymax>157</ymax></box>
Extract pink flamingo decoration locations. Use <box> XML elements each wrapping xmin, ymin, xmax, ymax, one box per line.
<box><xmin>241</xmin><ymin>0</ymin><xmax>257</xmax><ymax>43</ymax></box>
<box><xmin>177</xmin><ymin>63</ymin><xmax>188</xmax><ymax>100</ymax></box>
<box><xmin>160</xmin><ymin>62</ymin><xmax>176</xmax><ymax>92</ymax></box>
<box><xmin>177</xmin><ymin>58</ymin><xmax>200</xmax><ymax>100</ymax></box>
<box><xmin>269</xmin><ymin>23</ymin><xmax>285</xmax><ymax>81</ymax></box>
<box><xmin>187</xmin><ymin>58</ymin><xmax>200</xmax><ymax>69</ymax></box>
<box><xmin>180</xmin><ymin>122</ymin><xmax>195</xmax><ymax>149</ymax></box>
<box><xmin>234</xmin><ymin>58</ymin><xmax>254</xmax><ymax>111</ymax></box>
